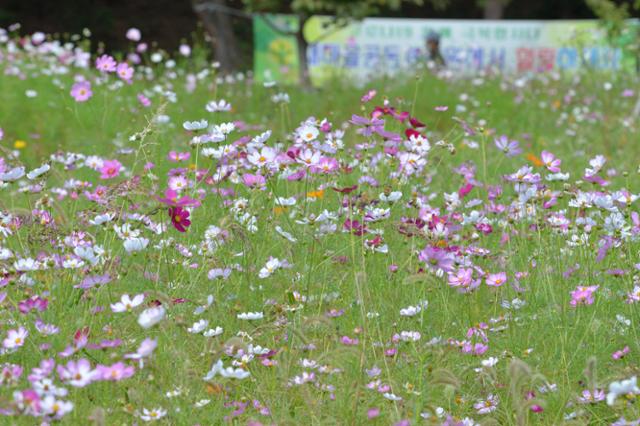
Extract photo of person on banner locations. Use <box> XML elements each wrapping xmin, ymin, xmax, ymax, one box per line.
<box><xmin>425</xmin><ymin>30</ymin><xmax>446</xmax><ymax>68</ymax></box>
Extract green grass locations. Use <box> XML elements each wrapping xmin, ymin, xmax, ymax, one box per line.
<box><xmin>0</xmin><ymin>44</ymin><xmax>640</xmax><ymax>425</ymax></box>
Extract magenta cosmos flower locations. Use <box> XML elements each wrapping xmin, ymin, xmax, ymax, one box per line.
<box><xmin>169</xmin><ymin>206</ymin><xmax>191</xmax><ymax>232</ymax></box>
<box><xmin>70</xmin><ymin>81</ymin><xmax>92</xmax><ymax>102</ymax></box>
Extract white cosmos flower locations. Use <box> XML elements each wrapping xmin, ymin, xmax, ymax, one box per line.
<box><xmin>187</xmin><ymin>319</ymin><xmax>209</xmax><ymax>334</ymax></box>
<box><xmin>0</xmin><ymin>166</ymin><xmax>25</xmax><ymax>182</ymax></box>
<box><xmin>258</xmin><ymin>258</ymin><xmax>280</xmax><ymax>278</ymax></box>
<box><xmin>123</xmin><ymin>237</ymin><xmax>149</xmax><ymax>253</ymax></box>
<box><xmin>14</xmin><ymin>257</ymin><xmax>40</xmax><ymax>272</ymax></box>
<box><xmin>298</xmin><ymin>125</ymin><xmax>319</xmax><ymax>142</ymax></box>
<box><xmin>383</xmin><ymin>392</ymin><xmax>402</xmax><ymax>401</ymax></box>
<box><xmin>380</xmin><ymin>191</ymin><xmax>402</xmax><ymax>202</ymax></box>
<box><xmin>114</xmin><ymin>223</ymin><xmax>140</xmax><ymax>239</ymax></box>
<box><xmin>203</xmin><ymin>360</ymin><xmax>250</xmax><ymax>381</ymax></box>
<box><xmin>40</xmin><ymin>396</ymin><xmax>73</xmax><ymax>418</ymax></box>
<box><xmin>27</xmin><ymin>164</ymin><xmax>50</xmax><ymax>180</ymax></box>
<box><xmin>89</xmin><ymin>213</ymin><xmax>115</xmax><ymax>226</ymax></box>
<box><xmin>111</xmin><ymin>294</ymin><xmax>145</xmax><ymax>313</ymax></box>
<box><xmin>275</xmin><ymin>226</ymin><xmax>297</xmax><ymax>243</ymax></box>
<box><xmin>74</xmin><ymin>245</ymin><xmax>103</xmax><ymax>266</ymax></box>
<box><xmin>193</xmin><ymin>295</ymin><xmax>214</xmax><ymax>315</ymax></box>
<box><xmin>400</xmin><ymin>305</ymin><xmax>421</xmax><ymax>317</ymax></box>
<box><xmin>275</xmin><ymin>197</ymin><xmax>296</xmax><ymax>206</ymax></box>
<box><xmin>217</xmin><ymin>122</ymin><xmax>236</xmax><ymax>135</ymax></box>
<box><xmin>481</xmin><ymin>357</ymin><xmax>499</xmax><ymax>368</ymax></box>
<box><xmin>237</xmin><ymin>312</ymin><xmax>263</xmax><ymax>320</ymax></box>
<box><xmin>137</xmin><ymin>306</ymin><xmax>165</xmax><ymax>329</ymax></box>
<box><xmin>399</xmin><ymin>331</ymin><xmax>421</xmax><ymax>342</ymax></box>
<box><xmin>0</xmin><ymin>247</ymin><xmax>13</xmax><ymax>260</ymax></box>
<box><xmin>182</xmin><ymin>120</ymin><xmax>208</xmax><ymax>131</ymax></box>
<box><xmin>248</xmin><ymin>344</ymin><xmax>271</xmax><ymax>355</ymax></box>
<box><xmin>606</xmin><ymin>376</ymin><xmax>640</xmax><ymax>406</ymax></box>
<box><xmin>140</xmin><ymin>407</ymin><xmax>167</xmax><ymax>422</ymax></box>
<box><xmin>203</xmin><ymin>327</ymin><xmax>223</xmax><ymax>337</ymax></box>
<box><xmin>205</xmin><ymin>99</ymin><xmax>231</xmax><ymax>112</ymax></box>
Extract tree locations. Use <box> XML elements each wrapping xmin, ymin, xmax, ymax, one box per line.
<box><xmin>477</xmin><ymin>0</ymin><xmax>511</xmax><ymax>19</ymax></box>
<box><xmin>242</xmin><ymin>0</ymin><xmax>448</xmax><ymax>86</ymax></box>
<box><xmin>192</xmin><ymin>0</ymin><xmax>243</xmax><ymax>73</ymax></box>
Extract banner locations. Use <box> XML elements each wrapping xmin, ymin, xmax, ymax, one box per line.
<box><xmin>253</xmin><ymin>15</ymin><xmax>640</xmax><ymax>85</ymax></box>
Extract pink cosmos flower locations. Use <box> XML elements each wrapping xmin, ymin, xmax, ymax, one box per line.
<box><xmin>569</xmin><ymin>285</ymin><xmax>599</xmax><ymax>307</ymax></box>
<box><xmin>95</xmin><ymin>54</ymin><xmax>117</xmax><ymax>72</ymax></box>
<box><xmin>116</xmin><ymin>62</ymin><xmax>134</xmax><ymax>83</ymax></box>
<box><xmin>578</xmin><ymin>389</ymin><xmax>605</xmax><ymax>404</ymax></box>
<box><xmin>474</xmin><ymin>394</ymin><xmax>499</xmax><ymax>414</ymax></box>
<box><xmin>242</xmin><ymin>173</ymin><xmax>266</xmax><ymax>188</ymax></box>
<box><xmin>361</xmin><ymin>89</ymin><xmax>376</xmax><ymax>103</ymax></box>
<box><xmin>96</xmin><ymin>362</ymin><xmax>135</xmax><ymax>381</ymax></box>
<box><xmin>3</xmin><ymin>326</ymin><xmax>28</xmax><ymax>349</ymax></box>
<box><xmin>310</xmin><ymin>157</ymin><xmax>339</xmax><ymax>174</ymax></box>
<box><xmin>494</xmin><ymin>135</ymin><xmax>522</xmax><ymax>157</ymax></box>
<box><xmin>137</xmin><ymin>93</ymin><xmax>151</xmax><ymax>107</ymax></box>
<box><xmin>448</xmin><ymin>268</ymin><xmax>473</xmax><ymax>288</ymax></box>
<box><xmin>126</xmin><ymin>27</ymin><xmax>141</xmax><ymax>41</ymax></box>
<box><xmin>541</xmin><ymin>150</ymin><xmax>561</xmax><ymax>172</ymax></box>
<box><xmin>612</xmin><ymin>346</ymin><xmax>630</xmax><ymax>360</ymax></box>
<box><xmin>168</xmin><ymin>151</ymin><xmax>190</xmax><ymax>162</ymax></box>
<box><xmin>124</xmin><ymin>338</ymin><xmax>158</xmax><ymax>361</ymax></box>
<box><xmin>486</xmin><ymin>272</ymin><xmax>507</xmax><ymax>287</ymax></box>
<box><xmin>57</xmin><ymin>359</ymin><xmax>98</xmax><ymax>387</ymax></box>
<box><xmin>99</xmin><ymin>159</ymin><xmax>122</xmax><ymax>179</ymax></box>
<box><xmin>70</xmin><ymin>81</ymin><xmax>92</xmax><ymax>102</ymax></box>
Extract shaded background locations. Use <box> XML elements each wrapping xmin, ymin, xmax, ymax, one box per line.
<box><xmin>1</xmin><ymin>0</ymin><xmax>637</xmax><ymax>69</ymax></box>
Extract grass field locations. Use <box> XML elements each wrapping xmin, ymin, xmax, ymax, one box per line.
<box><xmin>1</xmin><ymin>29</ymin><xmax>640</xmax><ymax>425</ymax></box>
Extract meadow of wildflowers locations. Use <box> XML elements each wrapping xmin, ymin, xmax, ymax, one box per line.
<box><xmin>1</xmin><ymin>24</ymin><xmax>640</xmax><ymax>425</ymax></box>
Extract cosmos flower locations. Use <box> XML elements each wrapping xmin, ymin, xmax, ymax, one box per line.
<box><xmin>70</xmin><ymin>81</ymin><xmax>92</xmax><ymax>102</ymax></box>
<box><xmin>486</xmin><ymin>272</ymin><xmax>507</xmax><ymax>287</ymax></box>
<box><xmin>237</xmin><ymin>312</ymin><xmax>264</xmax><ymax>320</ymax></box>
<box><xmin>569</xmin><ymin>285</ymin><xmax>599</xmax><ymax>307</ymax></box>
<box><xmin>110</xmin><ymin>294</ymin><xmax>145</xmax><ymax>312</ymax></box>
<box><xmin>95</xmin><ymin>54</ymin><xmax>117</xmax><ymax>72</ymax></box>
<box><xmin>99</xmin><ymin>159</ymin><xmax>122</xmax><ymax>179</ymax></box>
<box><xmin>474</xmin><ymin>394</ymin><xmax>499</xmax><ymax>414</ymax></box>
<box><xmin>116</xmin><ymin>62</ymin><xmax>134</xmax><ymax>83</ymax></box>
<box><xmin>140</xmin><ymin>407</ymin><xmax>167</xmax><ymax>422</ymax></box>
<box><xmin>540</xmin><ymin>150</ymin><xmax>561</xmax><ymax>172</ymax></box>
<box><xmin>169</xmin><ymin>206</ymin><xmax>191</xmax><ymax>232</ymax></box>
<box><xmin>419</xmin><ymin>246</ymin><xmax>456</xmax><ymax>274</ymax></box>
<box><xmin>137</xmin><ymin>306</ymin><xmax>165</xmax><ymax>329</ymax></box>
<box><xmin>3</xmin><ymin>327</ymin><xmax>28</xmax><ymax>350</ymax></box>
<box><xmin>96</xmin><ymin>362</ymin><xmax>135</xmax><ymax>381</ymax></box>
<box><xmin>606</xmin><ymin>376</ymin><xmax>640</xmax><ymax>406</ymax></box>
<box><xmin>494</xmin><ymin>135</ymin><xmax>522</xmax><ymax>157</ymax></box>
<box><xmin>57</xmin><ymin>359</ymin><xmax>98</xmax><ymax>387</ymax></box>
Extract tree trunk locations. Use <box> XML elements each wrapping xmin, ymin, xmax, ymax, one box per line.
<box><xmin>295</xmin><ymin>21</ymin><xmax>311</xmax><ymax>88</ymax></box>
<box><xmin>483</xmin><ymin>0</ymin><xmax>505</xmax><ymax>19</ymax></box>
<box><xmin>192</xmin><ymin>0</ymin><xmax>241</xmax><ymax>74</ymax></box>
